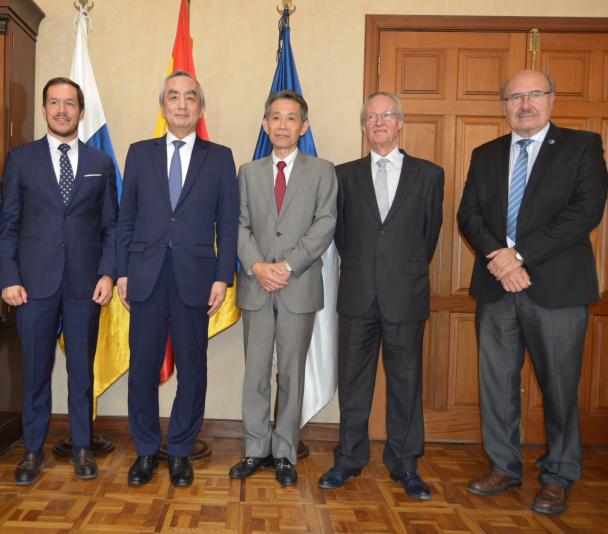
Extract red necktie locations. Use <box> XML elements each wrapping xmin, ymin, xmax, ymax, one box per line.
<box><xmin>275</xmin><ymin>160</ymin><xmax>287</xmax><ymax>213</ymax></box>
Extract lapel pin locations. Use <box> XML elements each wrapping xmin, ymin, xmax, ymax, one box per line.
<box><xmin>547</xmin><ymin>139</ymin><xmax>556</xmax><ymax>145</ymax></box>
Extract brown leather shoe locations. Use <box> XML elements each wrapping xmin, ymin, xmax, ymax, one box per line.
<box><xmin>467</xmin><ymin>469</ymin><xmax>522</xmax><ymax>496</ymax></box>
<box><xmin>70</xmin><ymin>448</ymin><xmax>98</xmax><ymax>480</ymax></box>
<box><xmin>532</xmin><ymin>484</ymin><xmax>569</xmax><ymax>515</ymax></box>
<box><xmin>15</xmin><ymin>451</ymin><xmax>45</xmax><ymax>486</ymax></box>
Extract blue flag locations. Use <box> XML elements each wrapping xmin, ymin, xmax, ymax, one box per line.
<box><xmin>253</xmin><ymin>12</ymin><xmax>317</xmax><ymax>160</ymax></box>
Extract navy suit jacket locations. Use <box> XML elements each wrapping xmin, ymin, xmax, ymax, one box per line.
<box><xmin>458</xmin><ymin>123</ymin><xmax>608</xmax><ymax>308</ymax></box>
<box><xmin>0</xmin><ymin>137</ymin><xmax>118</xmax><ymax>299</ymax></box>
<box><xmin>117</xmin><ymin>135</ymin><xmax>238</xmax><ymax>307</ymax></box>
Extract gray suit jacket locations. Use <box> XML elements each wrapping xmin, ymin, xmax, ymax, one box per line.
<box><xmin>237</xmin><ymin>152</ymin><xmax>337</xmax><ymax>313</ymax></box>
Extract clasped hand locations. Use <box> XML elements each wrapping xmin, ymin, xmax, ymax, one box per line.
<box><xmin>486</xmin><ymin>247</ymin><xmax>531</xmax><ymax>293</ymax></box>
<box><xmin>252</xmin><ymin>261</ymin><xmax>291</xmax><ymax>292</ymax></box>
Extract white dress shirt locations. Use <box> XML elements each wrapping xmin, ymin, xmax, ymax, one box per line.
<box><xmin>272</xmin><ymin>148</ymin><xmax>298</xmax><ymax>185</ymax></box>
<box><xmin>166</xmin><ymin>130</ymin><xmax>196</xmax><ymax>185</ymax></box>
<box><xmin>506</xmin><ymin>122</ymin><xmax>550</xmax><ymax>247</ymax></box>
<box><xmin>47</xmin><ymin>134</ymin><xmax>79</xmax><ymax>184</ymax></box>
<box><xmin>370</xmin><ymin>146</ymin><xmax>404</xmax><ymax>209</ymax></box>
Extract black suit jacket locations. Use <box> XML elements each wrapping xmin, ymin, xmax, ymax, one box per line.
<box><xmin>0</xmin><ymin>137</ymin><xmax>118</xmax><ymax>299</ymax></box>
<box><xmin>335</xmin><ymin>150</ymin><xmax>444</xmax><ymax>323</ymax></box>
<box><xmin>458</xmin><ymin>123</ymin><xmax>608</xmax><ymax>308</ymax></box>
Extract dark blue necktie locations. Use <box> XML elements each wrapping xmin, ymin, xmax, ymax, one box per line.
<box><xmin>168</xmin><ymin>140</ymin><xmax>186</xmax><ymax>211</ymax></box>
<box><xmin>58</xmin><ymin>143</ymin><xmax>75</xmax><ymax>205</ymax></box>
<box><xmin>506</xmin><ymin>139</ymin><xmax>533</xmax><ymax>243</ymax></box>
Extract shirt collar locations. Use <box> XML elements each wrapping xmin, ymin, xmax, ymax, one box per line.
<box><xmin>370</xmin><ymin>146</ymin><xmax>403</xmax><ymax>168</ymax></box>
<box><xmin>167</xmin><ymin>130</ymin><xmax>196</xmax><ymax>147</ymax></box>
<box><xmin>511</xmin><ymin>122</ymin><xmax>550</xmax><ymax>147</ymax></box>
<box><xmin>272</xmin><ymin>148</ymin><xmax>298</xmax><ymax>167</ymax></box>
<box><xmin>47</xmin><ymin>133</ymin><xmax>79</xmax><ymax>153</ymax></box>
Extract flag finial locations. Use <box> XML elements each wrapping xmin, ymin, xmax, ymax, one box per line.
<box><xmin>276</xmin><ymin>1</ymin><xmax>295</xmax><ymax>16</ymax></box>
<box><xmin>74</xmin><ymin>0</ymin><xmax>94</xmax><ymax>14</ymax></box>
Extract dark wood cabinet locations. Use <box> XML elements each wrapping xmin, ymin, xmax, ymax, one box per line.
<box><xmin>0</xmin><ymin>0</ymin><xmax>44</xmax><ymax>456</ymax></box>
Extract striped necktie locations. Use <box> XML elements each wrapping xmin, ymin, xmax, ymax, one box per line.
<box><xmin>506</xmin><ymin>139</ymin><xmax>533</xmax><ymax>243</ymax></box>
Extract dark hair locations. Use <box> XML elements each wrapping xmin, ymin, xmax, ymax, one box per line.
<box><xmin>159</xmin><ymin>70</ymin><xmax>205</xmax><ymax>107</ymax></box>
<box><xmin>264</xmin><ymin>90</ymin><xmax>308</xmax><ymax>121</ymax></box>
<box><xmin>42</xmin><ymin>77</ymin><xmax>84</xmax><ymax>110</ymax></box>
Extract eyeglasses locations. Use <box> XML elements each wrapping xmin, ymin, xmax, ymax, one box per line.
<box><xmin>502</xmin><ymin>90</ymin><xmax>552</xmax><ymax>104</ymax></box>
<box><xmin>365</xmin><ymin>110</ymin><xmax>400</xmax><ymax>123</ymax></box>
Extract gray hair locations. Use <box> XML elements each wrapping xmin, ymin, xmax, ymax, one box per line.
<box><xmin>500</xmin><ymin>71</ymin><xmax>556</xmax><ymax>100</ymax></box>
<box><xmin>263</xmin><ymin>90</ymin><xmax>309</xmax><ymax>122</ymax></box>
<box><xmin>159</xmin><ymin>70</ymin><xmax>205</xmax><ymax>107</ymax></box>
<box><xmin>360</xmin><ymin>92</ymin><xmax>404</xmax><ymax>126</ymax></box>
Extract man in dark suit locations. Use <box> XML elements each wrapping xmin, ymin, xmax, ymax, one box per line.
<box><xmin>229</xmin><ymin>91</ymin><xmax>336</xmax><ymax>486</ymax></box>
<box><xmin>458</xmin><ymin>69</ymin><xmax>608</xmax><ymax>515</ymax></box>
<box><xmin>318</xmin><ymin>92</ymin><xmax>444</xmax><ymax>500</ymax></box>
<box><xmin>116</xmin><ymin>71</ymin><xmax>238</xmax><ymax>488</ymax></box>
<box><xmin>0</xmin><ymin>77</ymin><xmax>118</xmax><ymax>485</ymax></box>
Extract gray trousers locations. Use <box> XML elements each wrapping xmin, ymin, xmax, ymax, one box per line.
<box><xmin>241</xmin><ymin>293</ymin><xmax>316</xmax><ymax>464</ymax></box>
<box><xmin>477</xmin><ymin>291</ymin><xmax>587</xmax><ymax>488</ymax></box>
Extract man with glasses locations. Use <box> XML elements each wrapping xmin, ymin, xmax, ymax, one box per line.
<box><xmin>318</xmin><ymin>92</ymin><xmax>444</xmax><ymax>500</ymax></box>
<box><xmin>458</xmin><ymin>69</ymin><xmax>607</xmax><ymax>514</ymax></box>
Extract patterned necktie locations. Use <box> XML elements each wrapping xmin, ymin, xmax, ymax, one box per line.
<box><xmin>168</xmin><ymin>140</ymin><xmax>186</xmax><ymax>211</ymax></box>
<box><xmin>375</xmin><ymin>158</ymin><xmax>389</xmax><ymax>221</ymax></box>
<box><xmin>275</xmin><ymin>160</ymin><xmax>287</xmax><ymax>213</ymax></box>
<box><xmin>506</xmin><ymin>139</ymin><xmax>533</xmax><ymax>243</ymax></box>
<box><xmin>58</xmin><ymin>143</ymin><xmax>75</xmax><ymax>205</ymax></box>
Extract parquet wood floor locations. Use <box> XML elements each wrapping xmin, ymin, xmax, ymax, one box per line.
<box><xmin>0</xmin><ymin>418</ymin><xmax>607</xmax><ymax>533</ymax></box>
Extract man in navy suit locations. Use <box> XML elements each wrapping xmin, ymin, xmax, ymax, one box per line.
<box><xmin>117</xmin><ymin>71</ymin><xmax>239</xmax><ymax>487</ymax></box>
<box><xmin>458</xmin><ymin>69</ymin><xmax>607</xmax><ymax>515</ymax></box>
<box><xmin>0</xmin><ymin>77</ymin><xmax>118</xmax><ymax>485</ymax></box>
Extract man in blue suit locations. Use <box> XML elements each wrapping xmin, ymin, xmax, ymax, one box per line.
<box><xmin>0</xmin><ymin>77</ymin><xmax>118</xmax><ymax>485</ymax></box>
<box><xmin>117</xmin><ymin>71</ymin><xmax>239</xmax><ymax>487</ymax></box>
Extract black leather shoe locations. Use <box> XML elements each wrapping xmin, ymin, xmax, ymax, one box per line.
<box><xmin>128</xmin><ymin>455</ymin><xmax>159</xmax><ymax>486</ymax></box>
<box><xmin>274</xmin><ymin>457</ymin><xmax>297</xmax><ymax>486</ymax></box>
<box><xmin>168</xmin><ymin>456</ymin><xmax>194</xmax><ymax>487</ymax></box>
<box><xmin>15</xmin><ymin>451</ymin><xmax>45</xmax><ymax>486</ymax></box>
<box><xmin>319</xmin><ymin>464</ymin><xmax>361</xmax><ymax>488</ymax></box>
<box><xmin>229</xmin><ymin>455</ymin><xmax>274</xmax><ymax>479</ymax></box>
<box><xmin>70</xmin><ymin>448</ymin><xmax>98</xmax><ymax>480</ymax></box>
<box><xmin>391</xmin><ymin>470</ymin><xmax>432</xmax><ymax>500</ymax></box>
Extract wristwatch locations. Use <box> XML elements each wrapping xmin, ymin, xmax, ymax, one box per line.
<box><xmin>515</xmin><ymin>251</ymin><xmax>524</xmax><ymax>262</ymax></box>
<box><xmin>284</xmin><ymin>261</ymin><xmax>293</xmax><ymax>272</ymax></box>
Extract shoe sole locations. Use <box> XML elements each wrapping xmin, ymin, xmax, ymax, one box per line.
<box><xmin>276</xmin><ymin>476</ymin><xmax>298</xmax><ymax>486</ymax></box>
<box><xmin>319</xmin><ymin>470</ymin><xmax>361</xmax><ymax>489</ymax></box>
<box><xmin>170</xmin><ymin>477</ymin><xmax>194</xmax><ymax>487</ymax></box>
<box><xmin>467</xmin><ymin>479</ymin><xmax>522</xmax><ymax>496</ymax></box>
<box><xmin>15</xmin><ymin>462</ymin><xmax>44</xmax><ymax>486</ymax></box>
<box><xmin>532</xmin><ymin>504</ymin><xmax>567</xmax><ymax>515</ymax></box>
<box><xmin>390</xmin><ymin>473</ymin><xmax>433</xmax><ymax>500</ymax></box>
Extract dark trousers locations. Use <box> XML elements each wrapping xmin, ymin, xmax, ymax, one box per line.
<box><xmin>128</xmin><ymin>252</ymin><xmax>209</xmax><ymax>457</ymax></box>
<box><xmin>477</xmin><ymin>291</ymin><xmax>587</xmax><ymax>488</ymax></box>
<box><xmin>17</xmin><ymin>275</ymin><xmax>99</xmax><ymax>453</ymax></box>
<box><xmin>334</xmin><ymin>301</ymin><xmax>425</xmax><ymax>474</ymax></box>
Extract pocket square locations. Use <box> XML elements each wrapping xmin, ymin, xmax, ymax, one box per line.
<box><xmin>83</xmin><ymin>173</ymin><xmax>102</xmax><ymax>177</ymax></box>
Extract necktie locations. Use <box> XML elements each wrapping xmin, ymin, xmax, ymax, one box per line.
<box><xmin>506</xmin><ymin>139</ymin><xmax>533</xmax><ymax>243</ymax></box>
<box><xmin>275</xmin><ymin>160</ymin><xmax>287</xmax><ymax>213</ymax></box>
<box><xmin>58</xmin><ymin>143</ymin><xmax>75</xmax><ymax>205</ymax></box>
<box><xmin>168</xmin><ymin>140</ymin><xmax>185</xmax><ymax>211</ymax></box>
<box><xmin>375</xmin><ymin>158</ymin><xmax>389</xmax><ymax>221</ymax></box>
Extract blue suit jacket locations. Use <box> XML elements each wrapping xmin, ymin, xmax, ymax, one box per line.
<box><xmin>116</xmin><ymin>135</ymin><xmax>238</xmax><ymax>307</ymax></box>
<box><xmin>0</xmin><ymin>137</ymin><xmax>118</xmax><ymax>299</ymax></box>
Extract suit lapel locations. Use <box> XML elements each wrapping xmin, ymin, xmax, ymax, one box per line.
<box><xmin>67</xmin><ymin>140</ymin><xmax>90</xmax><ymax>208</ymax></box>
<box><xmin>355</xmin><ymin>154</ymin><xmax>381</xmax><ymax>223</ymax></box>
<box><xmin>278</xmin><ymin>152</ymin><xmax>307</xmax><ymax>221</ymax></box>
<box><xmin>175</xmin><ymin>136</ymin><xmax>209</xmax><ymax>211</ymax></box>
<box><xmin>520</xmin><ymin>123</ymin><xmax>559</xmax><ymax>211</ymax></box>
<box><xmin>152</xmin><ymin>136</ymin><xmax>172</xmax><ymax>213</ymax></box>
<box><xmin>258</xmin><ymin>156</ymin><xmax>278</xmax><ymax>222</ymax></box>
<box><xmin>383</xmin><ymin>149</ymin><xmax>416</xmax><ymax>224</ymax></box>
<box><xmin>35</xmin><ymin>137</ymin><xmax>65</xmax><ymax>206</ymax></box>
<box><xmin>495</xmin><ymin>135</ymin><xmax>511</xmax><ymax>228</ymax></box>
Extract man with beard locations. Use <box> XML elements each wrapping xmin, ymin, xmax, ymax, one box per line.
<box><xmin>0</xmin><ymin>77</ymin><xmax>118</xmax><ymax>485</ymax></box>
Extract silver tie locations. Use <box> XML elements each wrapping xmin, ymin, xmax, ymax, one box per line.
<box><xmin>375</xmin><ymin>158</ymin><xmax>389</xmax><ymax>221</ymax></box>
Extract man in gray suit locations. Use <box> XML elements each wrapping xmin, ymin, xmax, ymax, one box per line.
<box><xmin>229</xmin><ymin>90</ymin><xmax>337</xmax><ymax>486</ymax></box>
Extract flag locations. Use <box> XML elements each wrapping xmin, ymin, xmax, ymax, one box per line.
<box><xmin>68</xmin><ymin>8</ymin><xmax>129</xmax><ymax>416</ymax></box>
<box><xmin>253</xmin><ymin>10</ymin><xmax>339</xmax><ymax>427</ymax></box>
<box><xmin>155</xmin><ymin>0</ymin><xmax>240</xmax><ymax>382</ymax></box>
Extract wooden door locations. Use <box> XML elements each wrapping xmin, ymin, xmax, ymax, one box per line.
<box><xmin>364</xmin><ymin>17</ymin><xmax>608</xmax><ymax>445</ymax></box>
